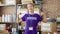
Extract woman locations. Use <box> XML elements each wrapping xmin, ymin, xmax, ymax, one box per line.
<box><xmin>19</xmin><ymin>3</ymin><xmax>47</xmax><ymax>34</ymax></box>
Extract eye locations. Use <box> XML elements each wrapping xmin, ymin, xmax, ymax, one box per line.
<box><xmin>29</xmin><ymin>6</ymin><xmax>32</xmax><ymax>7</ymax></box>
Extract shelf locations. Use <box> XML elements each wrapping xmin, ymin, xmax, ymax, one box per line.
<box><xmin>0</xmin><ymin>4</ymin><xmax>16</xmax><ymax>6</ymax></box>
<box><xmin>57</xmin><ymin>26</ymin><xmax>60</xmax><ymax>28</ymax></box>
<box><xmin>0</xmin><ymin>22</ymin><xmax>16</xmax><ymax>24</ymax></box>
<box><xmin>52</xmin><ymin>22</ymin><xmax>60</xmax><ymax>23</ymax></box>
<box><xmin>18</xmin><ymin>30</ymin><xmax>40</xmax><ymax>32</ymax></box>
<box><xmin>17</xmin><ymin>3</ymin><xmax>41</xmax><ymax>6</ymax></box>
<box><xmin>17</xmin><ymin>4</ymin><xmax>27</xmax><ymax>6</ymax></box>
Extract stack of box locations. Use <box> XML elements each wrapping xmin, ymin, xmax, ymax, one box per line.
<box><xmin>57</xmin><ymin>24</ymin><xmax>60</xmax><ymax>34</ymax></box>
<box><xmin>0</xmin><ymin>30</ymin><xmax>8</xmax><ymax>34</ymax></box>
<box><xmin>41</xmin><ymin>22</ymin><xmax>56</xmax><ymax>34</ymax></box>
<box><xmin>0</xmin><ymin>24</ymin><xmax>8</xmax><ymax>34</ymax></box>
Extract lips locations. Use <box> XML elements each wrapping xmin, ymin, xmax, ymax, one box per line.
<box><xmin>28</xmin><ymin>8</ymin><xmax>32</xmax><ymax>10</ymax></box>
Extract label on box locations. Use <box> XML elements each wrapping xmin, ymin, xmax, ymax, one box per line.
<box><xmin>41</xmin><ymin>23</ymin><xmax>51</xmax><ymax>32</ymax></box>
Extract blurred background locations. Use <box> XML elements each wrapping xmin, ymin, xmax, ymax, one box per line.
<box><xmin>0</xmin><ymin>0</ymin><xmax>60</xmax><ymax>34</ymax></box>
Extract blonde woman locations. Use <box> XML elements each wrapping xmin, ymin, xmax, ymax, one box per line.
<box><xmin>19</xmin><ymin>3</ymin><xmax>47</xmax><ymax>34</ymax></box>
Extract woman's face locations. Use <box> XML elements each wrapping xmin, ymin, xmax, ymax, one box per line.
<box><xmin>27</xmin><ymin>4</ymin><xmax>34</xmax><ymax>11</ymax></box>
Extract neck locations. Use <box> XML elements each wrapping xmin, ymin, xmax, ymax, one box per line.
<box><xmin>29</xmin><ymin>11</ymin><xmax>34</xmax><ymax>15</ymax></box>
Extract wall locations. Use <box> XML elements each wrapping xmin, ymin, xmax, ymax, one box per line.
<box><xmin>43</xmin><ymin>0</ymin><xmax>59</xmax><ymax>18</ymax></box>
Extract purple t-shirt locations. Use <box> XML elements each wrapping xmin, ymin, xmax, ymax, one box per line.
<box><xmin>22</xmin><ymin>14</ymin><xmax>42</xmax><ymax>34</ymax></box>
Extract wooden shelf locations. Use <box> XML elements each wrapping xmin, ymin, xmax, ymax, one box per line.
<box><xmin>0</xmin><ymin>6</ymin><xmax>16</xmax><ymax>14</ymax></box>
<box><xmin>17</xmin><ymin>3</ymin><xmax>41</xmax><ymax>6</ymax></box>
<box><xmin>0</xmin><ymin>4</ymin><xmax>16</xmax><ymax>6</ymax></box>
<box><xmin>0</xmin><ymin>22</ymin><xmax>16</xmax><ymax>24</ymax></box>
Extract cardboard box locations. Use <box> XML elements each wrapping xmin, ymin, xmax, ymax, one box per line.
<box><xmin>41</xmin><ymin>22</ymin><xmax>56</xmax><ymax>34</ymax></box>
<box><xmin>42</xmin><ymin>32</ymin><xmax>48</xmax><ymax>34</ymax></box>
<box><xmin>0</xmin><ymin>24</ymin><xmax>6</xmax><ymax>30</ymax></box>
<box><xmin>42</xmin><ymin>32</ymin><xmax>52</xmax><ymax>34</ymax></box>
<box><xmin>41</xmin><ymin>22</ymin><xmax>56</xmax><ymax>32</ymax></box>
<box><xmin>0</xmin><ymin>30</ymin><xmax>8</xmax><ymax>34</ymax></box>
<box><xmin>2</xmin><ymin>6</ymin><xmax>15</xmax><ymax>14</ymax></box>
<box><xmin>0</xmin><ymin>17</ymin><xmax>2</xmax><ymax>22</ymax></box>
<box><xmin>21</xmin><ymin>0</ymin><xmax>33</xmax><ymax>4</ymax></box>
<box><xmin>51</xmin><ymin>22</ymin><xmax>56</xmax><ymax>32</ymax></box>
<box><xmin>41</xmin><ymin>22</ymin><xmax>52</xmax><ymax>32</ymax></box>
<box><xmin>16</xmin><ymin>0</ymin><xmax>21</xmax><ymax>4</ymax></box>
<box><xmin>0</xmin><ymin>1</ymin><xmax>2</xmax><ymax>4</ymax></box>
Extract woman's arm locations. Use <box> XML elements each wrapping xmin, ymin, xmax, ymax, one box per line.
<box><xmin>40</xmin><ymin>11</ymin><xmax>47</xmax><ymax>23</ymax></box>
<box><xmin>37</xmin><ymin>11</ymin><xmax>47</xmax><ymax>30</ymax></box>
<box><xmin>18</xmin><ymin>14</ymin><xmax>26</xmax><ymax>24</ymax></box>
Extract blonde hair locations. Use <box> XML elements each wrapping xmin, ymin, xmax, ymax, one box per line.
<box><xmin>27</xmin><ymin>3</ymin><xmax>34</xmax><ymax>6</ymax></box>
<box><xmin>27</xmin><ymin>3</ymin><xmax>34</xmax><ymax>14</ymax></box>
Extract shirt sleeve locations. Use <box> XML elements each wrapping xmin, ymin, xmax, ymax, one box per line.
<box><xmin>21</xmin><ymin>14</ymin><xmax>26</xmax><ymax>21</ymax></box>
<box><xmin>37</xmin><ymin>14</ymin><xmax>43</xmax><ymax>22</ymax></box>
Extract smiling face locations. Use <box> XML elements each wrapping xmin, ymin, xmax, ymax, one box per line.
<box><xmin>27</xmin><ymin>3</ymin><xmax>34</xmax><ymax>13</ymax></box>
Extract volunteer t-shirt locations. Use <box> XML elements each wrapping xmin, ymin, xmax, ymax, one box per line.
<box><xmin>22</xmin><ymin>14</ymin><xmax>42</xmax><ymax>34</ymax></box>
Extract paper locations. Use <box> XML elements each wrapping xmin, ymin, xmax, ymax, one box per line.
<box><xmin>41</xmin><ymin>23</ymin><xmax>51</xmax><ymax>32</ymax></box>
<box><xmin>29</xmin><ymin>27</ymin><xmax>33</xmax><ymax>30</ymax></box>
<box><xmin>12</xmin><ymin>28</ymin><xmax>16</xmax><ymax>32</ymax></box>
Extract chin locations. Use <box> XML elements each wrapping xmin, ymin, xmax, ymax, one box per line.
<box><xmin>29</xmin><ymin>10</ymin><xmax>33</xmax><ymax>11</ymax></box>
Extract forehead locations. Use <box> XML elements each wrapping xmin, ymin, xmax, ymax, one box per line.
<box><xmin>27</xmin><ymin>4</ymin><xmax>33</xmax><ymax>7</ymax></box>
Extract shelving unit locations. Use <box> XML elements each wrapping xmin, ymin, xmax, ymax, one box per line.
<box><xmin>0</xmin><ymin>4</ymin><xmax>15</xmax><ymax>6</ymax></box>
<box><xmin>0</xmin><ymin>0</ymin><xmax>17</xmax><ymax>33</ymax></box>
<box><xmin>0</xmin><ymin>0</ymin><xmax>60</xmax><ymax>34</ymax></box>
<box><xmin>0</xmin><ymin>0</ymin><xmax>43</xmax><ymax>34</ymax></box>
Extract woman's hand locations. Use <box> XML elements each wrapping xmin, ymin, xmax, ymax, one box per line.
<box><xmin>40</xmin><ymin>11</ymin><xmax>47</xmax><ymax>23</ymax></box>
